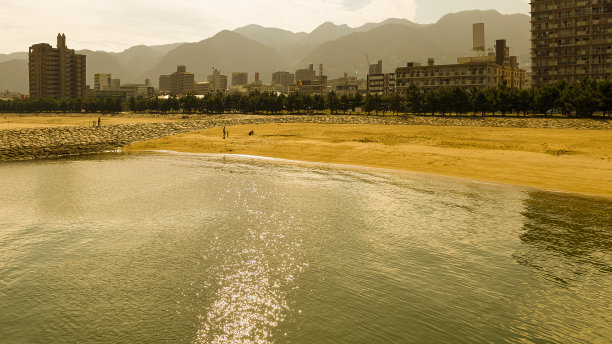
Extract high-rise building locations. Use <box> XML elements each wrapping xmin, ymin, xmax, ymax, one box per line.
<box><xmin>531</xmin><ymin>0</ymin><xmax>612</xmax><ymax>86</ymax></box>
<box><xmin>232</xmin><ymin>72</ymin><xmax>248</xmax><ymax>86</ymax></box>
<box><xmin>207</xmin><ymin>68</ymin><xmax>228</xmax><ymax>92</ymax></box>
<box><xmin>28</xmin><ymin>33</ymin><xmax>87</xmax><ymax>99</ymax></box>
<box><xmin>272</xmin><ymin>71</ymin><xmax>295</xmax><ymax>93</ymax></box>
<box><xmin>159</xmin><ymin>65</ymin><xmax>194</xmax><ymax>94</ymax></box>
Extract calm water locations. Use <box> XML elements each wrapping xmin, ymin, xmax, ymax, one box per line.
<box><xmin>0</xmin><ymin>153</ymin><xmax>610</xmax><ymax>344</ymax></box>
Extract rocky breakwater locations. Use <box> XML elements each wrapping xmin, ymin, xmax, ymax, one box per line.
<box><xmin>2</xmin><ymin>114</ymin><xmax>611</xmax><ymax>161</ymax></box>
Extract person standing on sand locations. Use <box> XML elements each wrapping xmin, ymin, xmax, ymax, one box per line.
<box><xmin>97</xmin><ymin>117</ymin><xmax>101</xmax><ymax>128</ymax></box>
<box><xmin>223</xmin><ymin>126</ymin><xmax>226</xmax><ymax>139</ymax></box>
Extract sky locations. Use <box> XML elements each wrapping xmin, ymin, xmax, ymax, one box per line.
<box><xmin>0</xmin><ymin>0</ymin><xmax>530</xmax><ymax>54</ymax></box>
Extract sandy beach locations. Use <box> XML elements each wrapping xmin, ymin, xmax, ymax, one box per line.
<box><xmin>0</xmin><ymin>114</ymin><xmax>177</xmax><ymax>129</ymax></box>
<box><xmin>125</xmin><ymin>123</ymin><xmax>612</xmax><ymax>198</ymax></box>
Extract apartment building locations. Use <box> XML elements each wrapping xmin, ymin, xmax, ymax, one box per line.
<box><xmin>367</xmin><ymin>61</ymin><xmax>395</xmax><ymax>95</ymax></box>
<box><xmin>531</xmin><ymin>0</ymin><xmax>612</xmax><ymax>86</ymax></box>
<box><xmin>396</xmin><ymin>40</ymin><xmax>525</xmax><ymax>92</ymax></box>
<box><xmin>29</xmin><ymin>34</ymin><xmax>87</xmax><ymax>99</ymax></box>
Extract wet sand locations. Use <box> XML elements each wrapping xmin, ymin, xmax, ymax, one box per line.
<box><xmin>126</xmin><ymin>123</ymin><xmax>612</xmax><ymax>198</ymax></box>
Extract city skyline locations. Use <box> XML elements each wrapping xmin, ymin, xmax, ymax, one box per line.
<box><xmin>0</xmin><ymin>0</ymin><xmax>530</xmax><ymax>54</ymax></box>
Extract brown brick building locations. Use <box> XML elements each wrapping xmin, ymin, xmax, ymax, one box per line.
<box><xmin>29</xmin><ymin>34</ymin><xmax>87</xmax><ymax>99</ymax></box>
<box><xmin>531</xmin><ymin>0</ymin><xmax>612</xmax><ymax>86</ymax></box>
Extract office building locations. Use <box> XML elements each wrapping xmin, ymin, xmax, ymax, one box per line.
<box><xmin>28</xmin><ymin>33</ymin><xmax>87</xmax><ymax>99</ymax></box>
<box><xmin>232</xmin><ymin>72</ymin><xmax>248</xmax><ymax>86</ymax></box>
<box><xmin>272</xmin><ymin>71</ymin><xmax>295</xmax><ymax>93</ymax></box>
<box><xmin>159</xmin><ymin>65</ymin><xmax>195</xmax><ymax>94</ymax></box>
<box><xmin>531</xmin><ymin>0</ymin><xmax>612</xmax><ymax>86</ymax></box>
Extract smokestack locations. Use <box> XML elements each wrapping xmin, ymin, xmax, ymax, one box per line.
<box><xmin>496</xmin><ymin>40</ymin><xmax>506</xmax><ymax>66</ymax></box>
<box><xmin>473</xmin><ymin>23</ymin><xmax>485</xmax><ymax>51</ymax></box>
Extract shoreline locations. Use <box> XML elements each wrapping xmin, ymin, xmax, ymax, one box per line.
<box><xmin>139</xmin><ymin>149</ymin><xmax>612</xmax><ymax>200</ymax></box>
<box><xmin>125</xmin><ymin>122</ymin><xmax>612</xmax><ymax>199</ymax></box>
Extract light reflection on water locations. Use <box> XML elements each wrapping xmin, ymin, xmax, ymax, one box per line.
<box><xmin>0</xmin><ymin>152</ymin><xmax>610</xmax><ymax>344</ymax></box>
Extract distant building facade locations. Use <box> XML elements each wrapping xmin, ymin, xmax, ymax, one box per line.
<box><xmin>366</xmin><ymin>60</ymin><xmax>395</xmax><ymax>95</ymax></box>
<box><xmin>208</xmin><ymin>68</ymin><xmax>228</xmax><ymax>92</ymax></box>
<box><xmin>232</xmin><ymin>72</ymin><xmax>248</xmax><ymax>86</ymax></box>
<box><xmin>194</xmin><ymin>82</ymin><xmax>211</xmax><ymax>94</ymax></box>
<box><xmin>330</xmin><ymin>73</ymin><xmax>359</xmax><ymax>96</ymax></box>
<box><xmin>395</xmin><ymin>41</ymin><xmax>525</xmax><ymax>92</ymax></box>
<box><xmin>291</xmin><ymin>64</ymin><xmax>328</xmax><ymax>95</ymax></box>
<box><xmin>369</xmin><ymin>60</ymin><xmax>383</xmax><ymax>75</ymax></box>
<box><xmin>531</xmin><ymin>0</ymin><xmax>612</xmax><ymax>86</ymax></box>
<box><xmin>159</xmin><ymin>75</ymin><xmax>171</xmax><ymax>92</ymax></box>
<box><xmin>159</xmin><ymin>65</ymin><xmax>194</xmax><ymax>94</ymax></box>
<box><xmin>295</xmin><ymin>64</ymin><xmax>317</xmax><ymax>83</ymax></box>
<box><xmin>29</xmin><ymin>33</ymin><xmax>87</xmax><ymax>99</ymax></box>
<box><xmin>272</xmin><ymin>71</ymin><xmax>295</xmax><ymax>93</ymax></box>
<box><xmin>367</xmin><ymin>73</ymin><xmax>396</xmax><ymax>95</ymax></box>
<box><xmin>94</xmin><ymin>73</ymin><xmax>121</xmax><ymax>91</ymax></box>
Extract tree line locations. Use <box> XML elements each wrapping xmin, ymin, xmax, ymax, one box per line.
<box><xmin>1</xmin><ymin>80</ymin><xmax>611</xmax><ymax>117</ymax></box>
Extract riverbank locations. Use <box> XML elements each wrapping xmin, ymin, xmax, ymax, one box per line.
<box><xmin>126</xmin><ymin>122</ymin><xmax>612</xmax><ymax>198</ymax></box>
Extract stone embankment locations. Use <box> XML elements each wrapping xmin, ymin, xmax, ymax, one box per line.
<box><xmin>1</xmin><ymin>114</ymin><xmax>611</xmax><ymax>161</ymax></box>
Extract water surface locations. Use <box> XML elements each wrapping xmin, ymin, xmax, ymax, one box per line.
<box><xmin>0</xmin><ymin>153</ymin><xmax>610</xmax><ymax>343</ymax></box>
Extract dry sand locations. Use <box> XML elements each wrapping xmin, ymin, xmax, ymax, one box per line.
<box><xmin>0</xmin><ymin>115</ymin><xmax>176</xmax><ymax>129</ymax></box>
<box><xmin>126</xmin><ymin>123</ymin><xmax>612</xmax><ymax>198</ymax></box>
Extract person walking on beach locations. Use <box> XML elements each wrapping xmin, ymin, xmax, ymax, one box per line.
<box><xmin>223</xmin><ymin>126</ymin><xmax>226</xmax><ymax>139</ymax></box>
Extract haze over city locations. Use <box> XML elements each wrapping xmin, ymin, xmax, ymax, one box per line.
<box><xmin>1</xmin><ymin>1</ymin><xmax>611</xmax><ymax>343</ymax></box>
<box><xmin>1</xmin><ymin>0</ymin><xmax>530</xmax><ymax>53</ymax></box>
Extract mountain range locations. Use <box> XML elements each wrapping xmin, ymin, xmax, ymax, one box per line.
<box><xmin>0</xmin><ymin>10</ymin><xmax>530</xmax><ymax>94</ymax></box>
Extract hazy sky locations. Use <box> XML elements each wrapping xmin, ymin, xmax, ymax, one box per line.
<box><xmin>0</xmin><ymin>0</ymin><xmax>530</xmax><ymax>54</ymax></box>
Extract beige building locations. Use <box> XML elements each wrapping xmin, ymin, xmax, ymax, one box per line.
<box><xmin>159</xmin><ymin>65</ymin><xmax>194</xmax><ymax>94</ymax></box>
<box><xmin>208</xmin><ymin>68</ymin><xmax>228</xmax><ymax>92</ymax></box>
<box><xmin>531</xmin><ymin>0</ymin><xmax>612</xmax><ymax>86</ymax></box>
<box><xmin>29</xmin><ymin>34</ymin><xmax>87</xmax><ymax>99</ymax></box>
<box><xmin>366</xmin><ymin>60</ymin><xmax>395</xmax><ymax>95</ymax></box>
<box><xmin>194</xmin><ymin>82</ymin><xmax>211</xmax><ymax>95</ymax></box>
<box><xmin>396</xmin><ymin>43</ymin><xmax>525</xmax><ymax>92</ymax></box>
